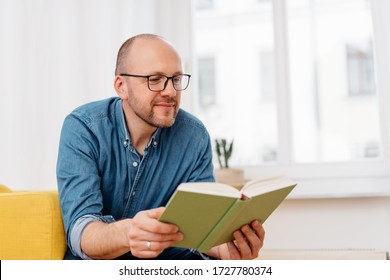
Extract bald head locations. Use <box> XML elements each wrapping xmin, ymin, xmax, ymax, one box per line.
<box><xmin>115</xmin><ymin>34</ymin><xmax>180</xmax><ymax>75</ymax></box>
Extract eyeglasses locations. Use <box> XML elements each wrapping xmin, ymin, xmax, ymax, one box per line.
<box><xmin>119</xmin><ymin>73</ymin><xmax>191</xmax><ymax>92</ymax></box>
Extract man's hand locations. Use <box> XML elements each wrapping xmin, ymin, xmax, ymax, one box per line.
<box><xmin>207</xmin><ymin>220</ymin><xmax>265</xmax><ymax>260</ymax></box>
<box><xmin>127</xmin><ymin>207</ymin><xmax>183</xmax><ymax>258</ymax></box>
<box><xmin>81</xmin><ymin>207</ymin><xmax>182</xmax><ymax>259</ymax></box>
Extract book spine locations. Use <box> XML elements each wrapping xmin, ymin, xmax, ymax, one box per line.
<box><xmin>197</xmin><ymin>199</ymin><xmax>248</xmax><ymax>252</ymax></box>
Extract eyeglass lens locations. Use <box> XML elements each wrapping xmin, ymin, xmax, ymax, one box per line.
<box><xmin>148</xmin><ymin>75</ymin><xmax>190</xmax><ymax>91</ymax></box>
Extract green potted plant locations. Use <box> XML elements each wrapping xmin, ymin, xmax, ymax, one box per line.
<box><xmin>215</xmin><ymin>138</ymin><xmax>233</xmax><ymax>169</ymax></box>
<box><xmin>214</xmin><ymin>138</ymin><xmax>244</xmax><ymax>188</ymax></box>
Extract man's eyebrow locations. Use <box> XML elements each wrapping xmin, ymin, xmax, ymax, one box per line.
<box><xmin>148</xmin><ymin>71</ymin><xmax>184</xmax><ymax>76</ymax></box>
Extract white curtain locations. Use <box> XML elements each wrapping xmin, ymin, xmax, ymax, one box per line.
<box><xmin>0</xmin><ymin>0</ymin><xmax>192</xmax><ymax>190</ymax></box>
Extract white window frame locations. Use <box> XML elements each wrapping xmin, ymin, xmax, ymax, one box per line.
<box><xmin>162</xmin><ymin>0</ymin><xmax>390</xmax><ymax>198</ymax></box>
<box><xmin>253</xmin><ymin>0</ymin><xmax>390</xmax><ymax>198</ymax></box>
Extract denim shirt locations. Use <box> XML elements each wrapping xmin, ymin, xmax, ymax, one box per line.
<box><xmin>56</xmin><ymin>97</ymin><xmax>215</xmax><ymax>259</ymax></box>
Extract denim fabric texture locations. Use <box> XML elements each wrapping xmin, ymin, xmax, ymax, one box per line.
<box><xmin>57</xmin><ymin>97</ymin><xmax>215</xmax><ymax>259</ymax></box>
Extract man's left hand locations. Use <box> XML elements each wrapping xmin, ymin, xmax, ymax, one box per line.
<box><xmin>207</xmin><ymin>220</ymin><xmax>265</xmax><ymax>260</ymax></box>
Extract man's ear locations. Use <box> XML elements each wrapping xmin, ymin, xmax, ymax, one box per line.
<box><xmin>114</xmin><ymin>75</ymin><xmax>128</xmax><ymax>100</ymax></box>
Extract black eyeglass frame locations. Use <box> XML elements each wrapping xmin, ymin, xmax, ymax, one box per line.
<box><xmin>119</xmin><ymin>73</ymin><xmax>191</xmax><ymax>92</ymax></box>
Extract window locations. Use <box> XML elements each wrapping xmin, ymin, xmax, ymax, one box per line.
<box><xmin>287</xmin><ymin>0</ymin><xmax>382</xmax><ymax>163</ymax></box>
<box><xmin>197</xmin><ymin>57</ymin><xmax>217</xmax><ymax>108</ymax></box>
<box><xmin>195</xmin><ymin>0</ymin><xmax>214</xmax><ymax>10</ymax></box>
<box><xmin>260</xmin><ymin>51</ymin><xmax>275</xmax><ymax>101</ymax></box>
<box><xmin>346</xmin><ymin>42</ymin><xmax>375</xmax><ymax>97</ymax></box>
<box><xmin>194</xmin><ymin>0</ymin><xmax>277</xmax><ymax>166</ymax></box>
<box><xmin>193</xmin><ymin>0</ymin><xmax>390</xmax><ymax>197</ymax></box>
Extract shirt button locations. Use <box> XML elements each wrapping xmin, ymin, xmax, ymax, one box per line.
<box><xmin>132</xmin><ymin>162</ymin><xmax>138</xmax><ymax>167</ymax></box>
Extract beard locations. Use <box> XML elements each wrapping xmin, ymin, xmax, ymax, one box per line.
<box><xmin>137</xmin><ymin>105</ymin><xmax>177</xmax><ymax>128</ymax></box>
<box><xmin>126</xmin><ymin>88</ymin><xmax>179</xmax><ymax>128</ymax></box>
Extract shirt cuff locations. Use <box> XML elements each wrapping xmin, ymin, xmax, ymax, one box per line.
<box><xmin>70</xmin><ymin>214</ymin><xmax>116</xmax><ymax>259</ymax></box>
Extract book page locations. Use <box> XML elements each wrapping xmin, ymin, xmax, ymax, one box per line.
<box><xmin>177</xmin><ymin>182</ymin><xmax>239</xmax><ymax>198</ymax></box>
<box><xmin>241</xmin><ymin>176</ymin><xmax>296</xmax><ymax>198</ymax></box>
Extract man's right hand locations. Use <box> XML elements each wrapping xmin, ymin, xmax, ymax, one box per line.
<box><xmin>127</xmin><ymin>207</ymin><xmax>183</xmax><ymax>258</ymax></box>
<box><xmin>80</xmin><ymin>207</ymin><xmax>183</xmax><ymax>259</ymax></box>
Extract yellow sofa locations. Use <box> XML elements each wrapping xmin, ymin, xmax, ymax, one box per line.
<box><xmin>0</xmin><ymin>184</ymin><xmax>66</xmax><ymax>259</ymax></box>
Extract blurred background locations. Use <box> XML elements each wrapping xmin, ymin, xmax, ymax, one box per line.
<box><xmin>1</xmin><ymin>0</ymin><xmax>389</xmax><ymax>258</ymax></box>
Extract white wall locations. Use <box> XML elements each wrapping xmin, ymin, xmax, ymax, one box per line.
<box><xmin>263</xmin><ymin>196</ymin><xmax>390</xmax><ymax>254</ymax></box>
<box><xmin>0</xmin><ymin>0</ymin><xmax>133</xmax><ymax>190</ymax></box>
<box><xmin>0</xmin><ymin>0</ymin><xmax>191</xmax><ymax>190</ymax></box>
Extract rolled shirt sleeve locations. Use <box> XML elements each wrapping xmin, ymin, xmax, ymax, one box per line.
<box><xmin>70</xmin><ymin>214</ymin><xmax>116</xmax><ymax>259</ymax></box>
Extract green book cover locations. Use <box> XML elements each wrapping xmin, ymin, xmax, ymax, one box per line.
<box><xmin>159</xmin><ymin>177</ymin><xmax>297</xmax><ymax>252</ymax></box>
<box><xmin>197</xmin><ymin>185</ymin><xmax>295</xmax><ymax>252</ymax></box>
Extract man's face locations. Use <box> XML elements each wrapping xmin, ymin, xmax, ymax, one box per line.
<box><xmin>122</xmin><ymin>38</ymin><xmax>183</xmax><ymax>128</ymax></box>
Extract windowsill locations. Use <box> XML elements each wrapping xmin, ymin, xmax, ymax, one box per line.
<box><xmin>279</xmin><ymin>176</ymin><xmax>390</xmax><ymax>199</ymax></box>
<box><xmin>241</xmin><ymin>163</ymin><xmax>390</xmax><ymax>199</ymax></box>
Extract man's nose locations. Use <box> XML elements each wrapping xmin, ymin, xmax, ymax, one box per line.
<box><xmin>161</xmin><ymin>78</ymin><xmax>177</xmax><ymax>97</ymax></box>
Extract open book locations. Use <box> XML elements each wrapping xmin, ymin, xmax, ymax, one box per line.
<box><xmin>159</xmin><ymin>176</ymin><xmax>297</xmax><ymax>252</ymax></box>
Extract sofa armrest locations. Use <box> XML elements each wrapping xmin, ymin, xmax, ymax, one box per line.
<box><xmin>0</xmin><ymin>190</ymin><xmax>66</xmax><ymax>260</ymax></box>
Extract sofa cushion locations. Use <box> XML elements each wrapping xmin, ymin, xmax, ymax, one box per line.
<box><xmin>0</xmin><ymin>190</ymin><xmax>66</xmax><ymax>259</ymax></box>
<box><xmin>0</xmin><ymin>184</ymin><xmax>11</xmax><ymax>193</ymax></box>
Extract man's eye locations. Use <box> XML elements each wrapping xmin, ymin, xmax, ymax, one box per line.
<box><xmin>149</xmin><ymin>76</ymin><xmax>164</xmax><ymax>84</ymax></box>
<box><xmin>173</xmin><ymin>76</ymin><xmax>182</xmax><ymax>83</ymax></box>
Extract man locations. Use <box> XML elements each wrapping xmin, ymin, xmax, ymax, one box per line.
<box><xmin>57</xmin><ymin>34</ymin><xmax>265</xmax><ymax>260</ymax></box>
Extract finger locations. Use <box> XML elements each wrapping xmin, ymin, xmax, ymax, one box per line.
<box><xmin>250</xmin><ymin>220</ymin><xmax>265</xmax><ymax>251</ymax></box>
<box><xmin>133</xmin><ymin>208</ymin><xmax>180</xmax><ymax>234</ymax></box>
<box><xmin>239</xmin><ymin>221</ymin><xmax>264</xmax><ymax>258</ymax></box>
<box><xmin>225</xmin><ymin>241</ymin><xmax>240</xmax><ymax>259</ymax></box>
<box><xmin>128</xmin><ymin>226</ymin><xmax>183</xmax><ymax>250</ymax></box>
<box><xmin>251</xmin><ymin>220</ymin><xmax>265</xmax><ymax>241</ymax></box>
<box><xmin>130</xmin><ymin>238</ymin><xmax>182</xmax><ymax>259</ymax></box>
<box><xmin>131</xmin><ymin>247</ymin><xmax>164</xmax><ymax>259</ymax></box>
<box><xmin>131</xmin><ymin>239</ymin><xmax>177</xmax><ymax>253</ymax></box>
<box><xmin>147</xmin><ymin>207</ymin><xmax>166</xmax><ymax>219</ymax></box>
<box><xmin>141</xmin><ymin>218</ymin><xmax>180</xmax><ymax>234</ymax></box>
<box><xmin>130</xmin><ymin>229</ymin><xmax>183</xmax><ymax>243</ymax></box>
<box><xmin>233</xmin><ymin>229</ymin><xmax>252</xmax><ymax>259</ymax></box>
<box><xmin>241</xmin><ymin>226</ymin><xmax>260</xmax><ymax>257</ymax></box>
